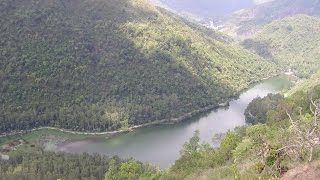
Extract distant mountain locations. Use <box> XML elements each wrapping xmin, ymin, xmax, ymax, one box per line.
<box><xmin>242</xmin><ymin>15</ymin><xmax>320</xmax><ymax>77</ymax></box>
<box><xmin>0</xmin><ymin>0</ymin><xmax>277</xmax><ymax>133</ymax></box>
<box><xmin>253</xmin><ymin>0</ymin><xmax>275</xmax><ymax>4</ymax></box>
<box><xmin>219</xmin><ymin>0</ymin><xmax>320</xmax><ymax>38</ymax></box>
<box><xmin>151</xmin><ymin>0</ymin><xmax>255</xmax><ymax>18</ymax></box>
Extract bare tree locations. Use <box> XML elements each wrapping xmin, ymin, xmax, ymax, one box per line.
<box><xmin>279</xmin><ymin>96</ymin><xmax>320</xmax><ymax>162</ymax></box>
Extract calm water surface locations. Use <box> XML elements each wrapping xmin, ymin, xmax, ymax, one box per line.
<box><xmin>58</xmin><ymin>75</ymin><xmax>292</xmax><ymax>168</ymax></box>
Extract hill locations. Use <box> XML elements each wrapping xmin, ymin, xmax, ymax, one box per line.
<box><xmin>0</xmin><ymin>0</ymin><xmax>277</xmax><ymax>133</ymax></box>
<box><xmin>242</xmin><ymin>15</ymin><xmax>320</xmax><ymax>77</ymax></box>
<box><xmin>220</xmin><ymin>0</ymin><xmax>320</xmax><ymax>38</ymax></box>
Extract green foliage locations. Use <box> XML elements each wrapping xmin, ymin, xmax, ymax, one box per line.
<box><xmin>232</xmin><ymin>138</ymin><xmax>254</xmax><ymax>160</ymax></box>
<box><xmin>246</xmin><ymin>124</ymin><xmax>268</xmax><ymax>141</ymax></box>
<box><xmin>168</xmin><ymin>78</ymin><xmax>320</xmax><ymax>179</ymax></box>
<box><xmin>219</xmin><ymin>131</ymin><xmax>241</xmax><ymax>160</ymax></box>
<box><xmin>119</xmin><ymin>160</ymin><xmax>142</xmax><ymax>180</ymax></box>
<box><xmin>245</xmin><ymin>93</ymin><xmax>285</xmax><ymax>124</ymax></box>
<box><xmin>243</xmin><ymin>15</ymin><xmax>320</xmax><ymax>77</ymax></box>
<box><xmin>180</xmin><ymin>130</ymin><xmax>201</xmax><ymax>157</ymax></box>
<box><xmin>1</xmin><ymin>149</ymin><xmax>107</xmax><ymax>179</ymax></box>
<box><xmin>288</xmin><ymin>70</ymin><xmax>320</xmax><ymax>96</ymax></box>
<box><xmin>241</xmin><ymin>39</ymin><xmax>273</xmax><ymax>60</ymax></box>
<box><xmin>105</xmin><ymin>159</ymin><xmax>119</xmax><ymax>180</ymax></box>
<box><xmin>168</xmin><ymin>130</ymin><xmax>241</xmax><ymax>179</ymax></box>
<box><xmin>0</xmin><ymin>148</ymin><xmax>160</xmax><ymax>180</ymax></box>
<box><xmin>0</xmin><ymin>0</ymin><xmax>277</xmax><ymax>133</ymax></box>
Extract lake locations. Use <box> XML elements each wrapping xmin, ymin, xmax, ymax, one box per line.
<box><xmin>58</xmin><ymin>75</ymin><xmax>292</xmax><ymax>168</ymax></box>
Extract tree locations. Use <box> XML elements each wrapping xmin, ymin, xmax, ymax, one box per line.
<box><xmin>279</xmin><ymin>97</ymin><xmax>320</xmax><ymax>162</ymax></box>
<box><xmin>119</xmin><ymin>160</ymin><xmax>142</xmax><ymax>180</ymax></box>
<box><xmin>105</xmin><ymin>159</ymin><xmax>118</xmax><ymax>180</ymax></box>
<box><xmin>180</xmin><ymin>130</ymin><xmax>201</xmax><ymax>157</ymax></box>
<box><xmin>219</xmin><ymin>131</ymin><xmax>241</xmax><ymax>160</ymax></box>
<box><xmin>245</xmin><ymin>94</ymin><xmax>284</xmax><ymax>124</ymax></box>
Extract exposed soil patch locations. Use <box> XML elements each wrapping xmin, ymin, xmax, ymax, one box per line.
<box><xmin>282</xmin><ymin>161</ymin><xmax>320</xmax><ymax>180</ymax></box>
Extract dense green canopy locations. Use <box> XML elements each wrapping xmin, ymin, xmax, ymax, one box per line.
<box><xmin>0</xmin><ymin>148</ymin><xmax>161</xmax><ymax>179</ymax></box>
<box><xmin>242</xmin><ymin>15</ymin><xmax>320</xmax><ymax>77</ymax></box>
<box><xmin>0</xmin><ymin>0</ymin><xmax>277</xmax><ymax>133</ymax></box>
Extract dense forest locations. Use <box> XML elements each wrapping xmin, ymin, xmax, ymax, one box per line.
<box><xmin>242</xmin><ymin>15</ymin><xmax>320</xmax><ymax>77</ymax></box>
<box><xmin>244</xmin><ymin>93</ymin><xmax>285</xmax><ymax>125</ymax></box>
<box><xmin>0</xmin><ymin>147</ymin><xmax>161</xmax><ymax>179</ymax></box>
<box><xmin>0</xmin><ymin>0</ymin><xmax>278</xmax><ymax>133</ymax></box>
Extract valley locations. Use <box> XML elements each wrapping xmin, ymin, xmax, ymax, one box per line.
<box><xmin>0</xmin><ymin>75</ymin><xmax>292</xmax><ymax>168</ymax></box>
<box><xmin>1</xmin><ymin>0</ymin><xmax>320</xmax><ymax>179</ymax></box>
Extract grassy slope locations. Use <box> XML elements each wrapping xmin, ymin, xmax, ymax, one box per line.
<box><xmin>0</xmin><ymin>0</ymin><xmax>277</xmax><ymax>133</ymax></box>
<box><xmin>242</xmin><ymin>15</ymin><xmax>320</xmax><ymax>77</ymax></box>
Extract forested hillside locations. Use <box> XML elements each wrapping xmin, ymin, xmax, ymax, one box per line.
<box><xmin>220</xmin><ymin>0</ymin><xmax>320</xmax><ymax>38</ymax></box>
<box><xmin>0</xmin><ymin>0</ymin><xmax>277</xmax><ymax>133</ymax></box>
<box><xmin>242</xmin><ymin>15</ymin><xmax>320</xmax><ymax>77</ymax></box>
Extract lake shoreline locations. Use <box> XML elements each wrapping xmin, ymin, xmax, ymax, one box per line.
<box><xmin>0</xmin><ymin>103</ymin><xmax>229</xmax><ymax>138</ymax></box>
<box><xmin>0</xmin><ymin>73</ymin><xmax>281</xmax><ymax>139</ymax></box>
<box><xmin>1</xmin><ymin>74</ymin><xmax>292</xmax><ymax>168</ymax></box>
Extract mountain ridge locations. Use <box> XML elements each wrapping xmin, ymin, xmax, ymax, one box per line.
<box><xmin>219</xmin><ymin>0</ymin><xmax>320</xmax><ymax>38</ymax></box>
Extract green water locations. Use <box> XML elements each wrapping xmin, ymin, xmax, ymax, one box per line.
<box><xmin>58</xmin><ymin>75</ymin><xmax>293</xmax><ymax>168</ymax></box>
